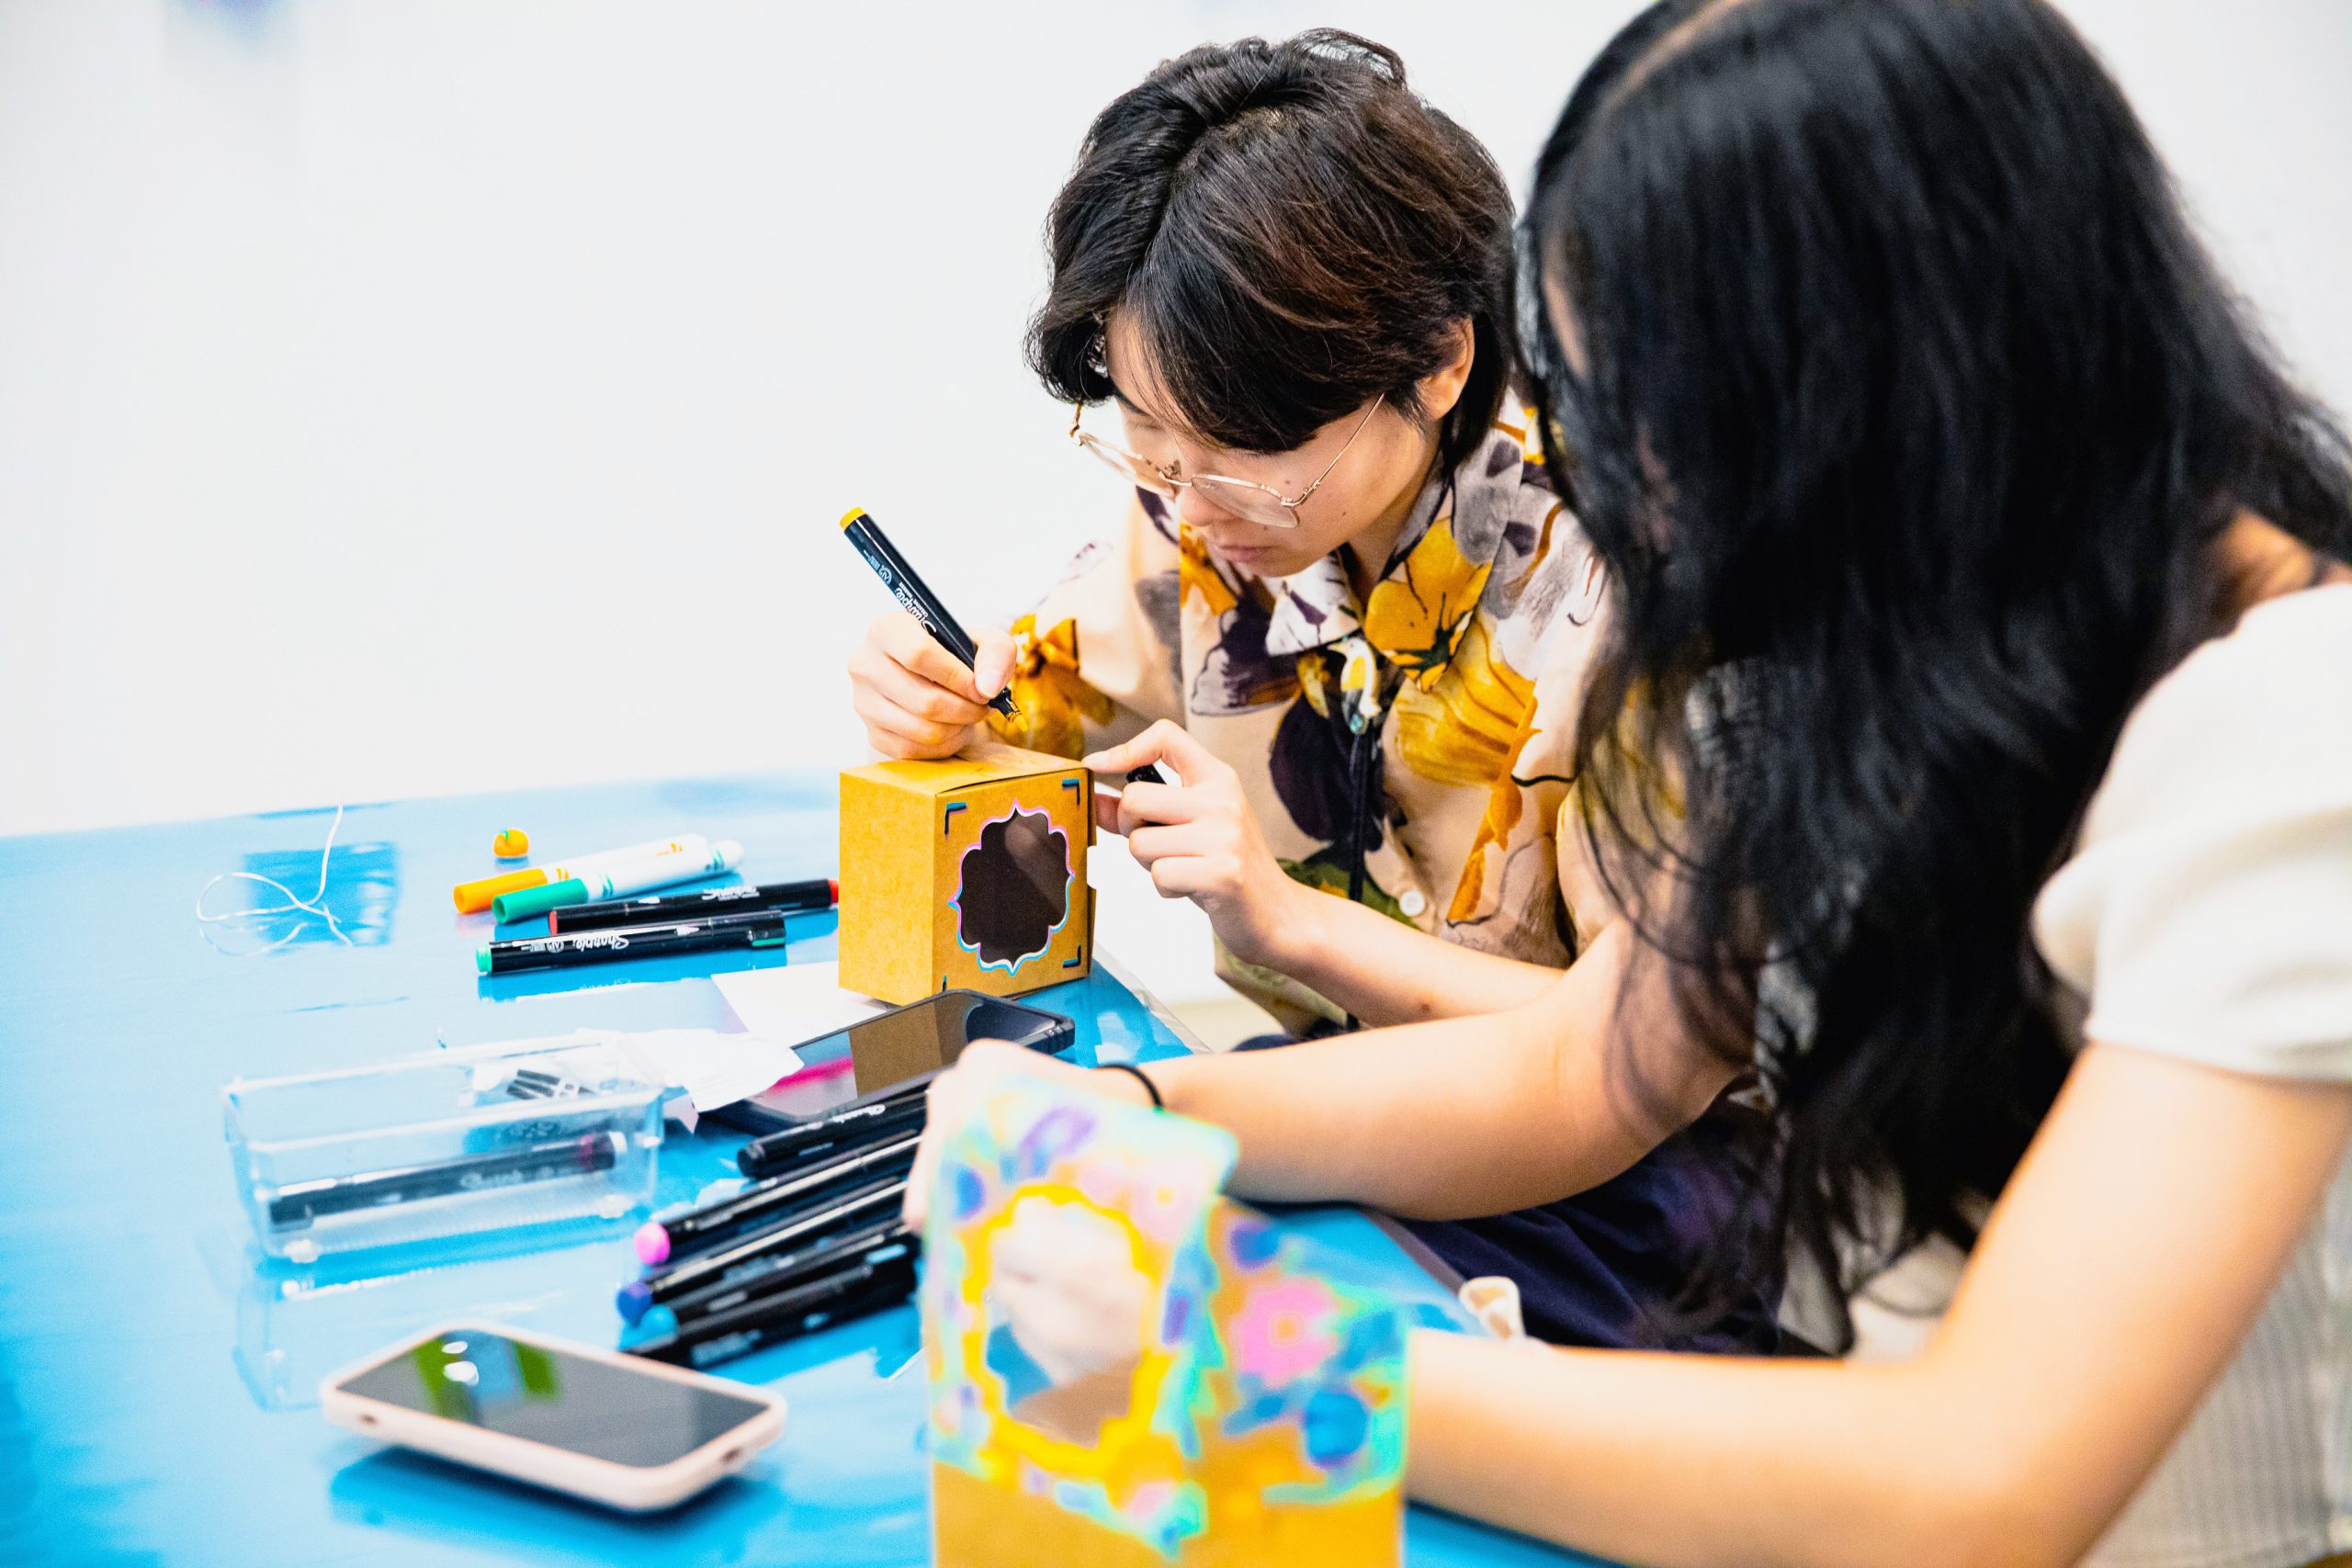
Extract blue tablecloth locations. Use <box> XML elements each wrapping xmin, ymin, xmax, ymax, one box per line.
<box><xmin>0</xmin><ymin>775</ymin><xmax>1600</xmax><ymax>1566</ymax></box>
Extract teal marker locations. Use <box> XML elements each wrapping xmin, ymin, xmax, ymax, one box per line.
<box><xmin>492</xmin><ymin>840</ymin><xmax>745</xmax><ymax>922</ymax></box>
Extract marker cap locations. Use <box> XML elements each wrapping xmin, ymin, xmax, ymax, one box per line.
<box><xmin>493</xmin><ymin>878</ymin><xmax>590</xmax><ymax>923</ymax></box>
<box><xmin>453</xmin><ymin>868</ymin><xmax>545</xmax><ymax>913</ymax></box>
<box><xmin>475</xmin><ymin>947</ymin><xmax>492</xmax><ymax>976</ymax></box>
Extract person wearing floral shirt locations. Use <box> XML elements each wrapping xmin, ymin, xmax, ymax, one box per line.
<box><xmin>847</xmin><ymin>29</ymin><xmax>1778</xmax><ymax>1351</ymax></box>
<box><xmin>1004</xmin><ymin>412</ymin><xmax>1605</xmax><ymax>1040</ymax></box>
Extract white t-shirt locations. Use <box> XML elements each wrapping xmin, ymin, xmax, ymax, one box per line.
<box><xmin>2031</xmin><ymin>582</ymin><xmax>2352</xmax><ymax>1568</ymax></box>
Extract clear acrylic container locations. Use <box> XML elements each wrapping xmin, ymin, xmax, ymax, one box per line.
<box><xmin>221</xmin><ymin>1035</ymin><xmax>666</xmax><ymax>1262</ymax></box>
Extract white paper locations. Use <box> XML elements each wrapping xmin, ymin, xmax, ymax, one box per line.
<box><xmin>712</xmin><ymin>961</ymin><xmax>888</xmax><ymax>1048</ymax></box>
<box><xmin>606</xmin><ymin>1028</ymin><xmax>806</xmax><ymax>1131</ymax></box>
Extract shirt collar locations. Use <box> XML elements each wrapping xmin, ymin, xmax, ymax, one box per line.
<box><xmin>1261</xmin><ymin>425</ymin><xmax>1521</xmax><ymax>660</ymax></box>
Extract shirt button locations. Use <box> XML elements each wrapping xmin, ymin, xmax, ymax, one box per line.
<box><xmin>1398</xmin><ymin>889</ymin><xmax>1428</xmax><ymax>919</ymax></box>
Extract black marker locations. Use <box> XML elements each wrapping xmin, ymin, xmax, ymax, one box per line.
<box><xmin>839</xmin><ymin>506</ymin><xmax>1018</xmax><ymax>718</ymax></box>
<box><xmin>665</xmin><ymin>1218</ymin><xmax>917</xmax><ymax>1328</ymax></box>
<box><xmin>266</xmin><ymin>1132</ymin><xmax>623</xmax><ymax>1230</ymax></box>
<box><xmin>736</xmin><ymin>1077</ymin><xmax>933</xmax><ymax>1179</ymax></box>
<box><xmin>637</xmin><ymin>1131</ymin><xmax>919</xmax><ymax>1264</ymax></box>
<box><xmin>551</xmin><ymin>878</ymin><xmax>838</xmax><ymax>935</ymax></box>
<box><xmin>629</xmin><ymin>1254</ymin><xmax>920</xmax><ymax>1370</ymax></box>
<box><xmin>616</xmin><ymin>1173</ymin><xmax>909</xmax><ymax>1318</ymax></box>
<box><xmin>476</xmin><ymin>910</ymin><xmax>788</xmax><ymax>976</ymax></box>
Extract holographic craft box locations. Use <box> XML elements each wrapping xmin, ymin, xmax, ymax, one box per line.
<box><xmin>837</xmin><ymin>743</ymin><xmax>1094</xmax><ymax>1005</ymax></box>
<box><xmin>922</xmin><ymin>1081</ymin><xmax>1408</xmax><ymax>1566</ymax></box>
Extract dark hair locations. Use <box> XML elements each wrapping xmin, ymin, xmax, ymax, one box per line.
<box><xmin>1525</xmin><ymin>0</ymin><xmax>2352</xmax><ymax>1344</ymax></box>
<box><xmin>1029</xmin><ymin>29</ymin><xmax>1514</xmax><ymax>475</ymax></box>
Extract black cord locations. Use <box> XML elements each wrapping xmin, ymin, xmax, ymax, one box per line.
<box><xmin>1346</xmin><ymin>724</ymin><xmax>1376</xmax><ymax>906</ymax></box>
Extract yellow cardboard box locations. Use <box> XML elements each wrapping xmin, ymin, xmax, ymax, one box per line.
<box><xmin>837</xmin><ymin>743</ymin><xmax>1093</xmax><ymax>1004</ymax></box>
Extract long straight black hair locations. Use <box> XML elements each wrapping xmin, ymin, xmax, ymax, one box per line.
<box><xmin>1524</xmin><ymin>0</ymin><xmax>2352</xmax><ymax>1342</ymax></box>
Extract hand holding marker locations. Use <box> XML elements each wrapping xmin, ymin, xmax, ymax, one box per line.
<box><xmin>839</xmin><ymin>507</ymin><xmax>1018</xmax><ymax>720</ymax></box>
<box><xmin>839</xmin><ymin>506</ymin><xmax>1163</xmax><ymax>783</ymax></box>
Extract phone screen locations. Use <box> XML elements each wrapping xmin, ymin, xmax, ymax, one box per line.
<box><xmin>337</xmin><ymin>1328</ymin><xmax>768</xmax><ymax>1469</ymax></box>
<box><xmin>741</xmin><ymin>994</ymin><xmax>1066</xmax><ymax>1123</ymax></box>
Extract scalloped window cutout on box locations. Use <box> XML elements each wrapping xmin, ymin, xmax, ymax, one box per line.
<box><xmin>953</xmin><ymin>807</ymin><xmax>1070</xmax><ymax>973</ymax></box>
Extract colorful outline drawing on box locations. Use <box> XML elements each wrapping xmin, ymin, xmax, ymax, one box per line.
<box><xmin>922</xmin><ymin>1077</ymin><xmax>1408</xmax><ymax>1566</ymax></box>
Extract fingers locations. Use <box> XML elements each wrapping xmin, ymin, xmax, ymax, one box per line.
<box><xmin>971</xmin><ymin>629</ymin><xmax>1017</xmax><ymax>701</ymax></box>
<box><xmin>849</xmin><ymin>617</ymin><xmax>992</xmax><ymax>759</ymax></box>
<box><xmin>903</xmin><ymin>1048</ymin><xmax>1021</xmax><ymax>1227</ymax></box>
<box><xmin>902</xmin><ymin>1077</ymin><xmax>942</xmax><ymax>1227</ymax></box>
<box><xmin>1112</xmin><ymin>781</ymin><xmax>1208</xmax><ymax>834</ymax></box>
<box><xmin>873</xmin><ymin>612</ymin><xmax>990</xmax><ymax>704</ymax></box>
<box><xmin>1147</xmin><ymin>853</ymin><xmax>1241</xmax><ymax>901</ymax></box>
<box><xmin>1083</xmin><ymin>719</ymin><xmax>1209</xmax><ymax>780</ymax></box>
<box><xmin>852</xmin><ymin>632</ymin><xmax>992</xmax><ymax>728</ymax></box>
<box><xmin>1085</xmin><ymin>719</ymin><xmax>1228</xmax><ymax>784</ymax></box>
<box><xmin>1127</xmin><ymin>825</ymin><xmax>1241</xmax><ymax>901</ymax></box>
<box><xmin>851</xmin><ymin>679</ymin><xmax>977</xmax><ymax>759</ymax></box>
<box><xmin>1092</xmin><ymin>785</ymin><xmax>1125</xmax><ymax>837</ymax></box>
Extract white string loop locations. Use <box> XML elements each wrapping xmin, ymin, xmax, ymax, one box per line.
<box><xmin>195</xmin><ymin>804</ymin><xmax>353</xmax><ymax>949</ymax></box>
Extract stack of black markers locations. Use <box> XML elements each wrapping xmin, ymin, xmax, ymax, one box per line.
<box><xmin>616</xmin><ymin>1076</ymin><xmax>934</xmax><ymax>1370</ymax></box>
<box><xmin>479</xmin><ymin>878</ymin><xmax>838</xmax><ymax>977</ymax></box>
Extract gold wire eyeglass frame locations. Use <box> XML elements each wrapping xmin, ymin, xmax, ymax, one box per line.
<box><xmin>1066</xmin><ymin>396</ymin><xmax>1385</xmax><ymax>529</ymax></box>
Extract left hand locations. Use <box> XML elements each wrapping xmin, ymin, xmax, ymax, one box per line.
<box><xmin>1083</xmin><ymin>721</ymin><xmax>1312</xmax><ymax>972</ymax></box>
<box><xmin>901</xmin><ymin>1040</ymin><xmax>1152</xmax><ymax>1229</ymax></box>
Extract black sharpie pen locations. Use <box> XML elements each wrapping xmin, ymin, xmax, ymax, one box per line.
<box><xmin>476</xmin><ymin>910</ymin><xmax>787</xmax><ymax>976</ymax></box>
<box><xmin>550</xmin><ymin>878</ymin><xmax>839</xmax><ymax>935</ymax></box>
<box><xmin>266</xmin><ymin>1132</ymin><xmax>623</xmax><ymax>1230</ymax></box>
<box><xmin>838</xmin><ymin>506</ymin><xmax>1017</xmax><ymax>718</ymax></box>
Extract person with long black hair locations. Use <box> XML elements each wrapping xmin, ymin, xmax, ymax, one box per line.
<box><xmin>909</xmin><ymin>1</ymin><xmax>2352</xmax><ymax>1561</ymax></box>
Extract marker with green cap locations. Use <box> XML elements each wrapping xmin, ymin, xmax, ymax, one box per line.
<box><xmin>492</xmin><ymin>840</ymin><xmax>745</xmax><ymax>922</ymax></box>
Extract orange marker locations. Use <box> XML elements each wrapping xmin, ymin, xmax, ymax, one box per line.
<box><xmin>450</xmin><ymin>836</ymin><xmax>708</xmax><ymax>913</ymax></box>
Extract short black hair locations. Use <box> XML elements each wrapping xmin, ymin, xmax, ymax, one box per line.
<box><xmin>1029</xmin><ymin>30</ymin><xmax>1515</xmax><ymax>474</ymax></box>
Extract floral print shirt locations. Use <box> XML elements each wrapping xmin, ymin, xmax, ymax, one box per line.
<box><xmin>989</xmin><ymin>410</ymin><xmax>1607</xmax><ymax>1032</ymax></box>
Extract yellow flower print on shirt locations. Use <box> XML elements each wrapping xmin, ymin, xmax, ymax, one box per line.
<box><xmin>1391</xmin><ymin>616</ymin><xmax>1536</xmax><ymax>786</ymax></box>
<box><xmin>1178</xmin><ymin>525</ymin><xmax>1238</xmax><ymax>617</ymax></box>
<box><xmin>989</xmin><ymin>614</ymin><xmax>1115</xmax><ymax>761</ymax></box>
<box><xmin>1448</xmin><ymin>705</ymin><xmax>1539</xmax><ymax>923</ymax></box>
<box><xmin>1362</xmin><ymin>514</ymin><xmax>1492</xmax><ymax>689</ymax></box>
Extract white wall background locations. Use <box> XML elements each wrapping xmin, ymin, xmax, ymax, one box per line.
<box><xmin>4</xmin><ymin>0</ymin><xmax>2348</xmax><ymax>1000</ymax></box>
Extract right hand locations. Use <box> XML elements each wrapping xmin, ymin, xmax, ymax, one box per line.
<box><xmin>847</xmin><ymin>611</ymin><xmax>1017</xmax><ymax>761</ymax></box>
<box><xmin>1083</xmin><ymin>721</ymin><xmax>1313</xmax><ymax>973</ymax></box>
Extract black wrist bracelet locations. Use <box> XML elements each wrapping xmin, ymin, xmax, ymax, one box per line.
<box><xmin>1094</xmin><ymin>1061</ymin><xmax>1164</xmax><ymax>1110</ymax></box>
